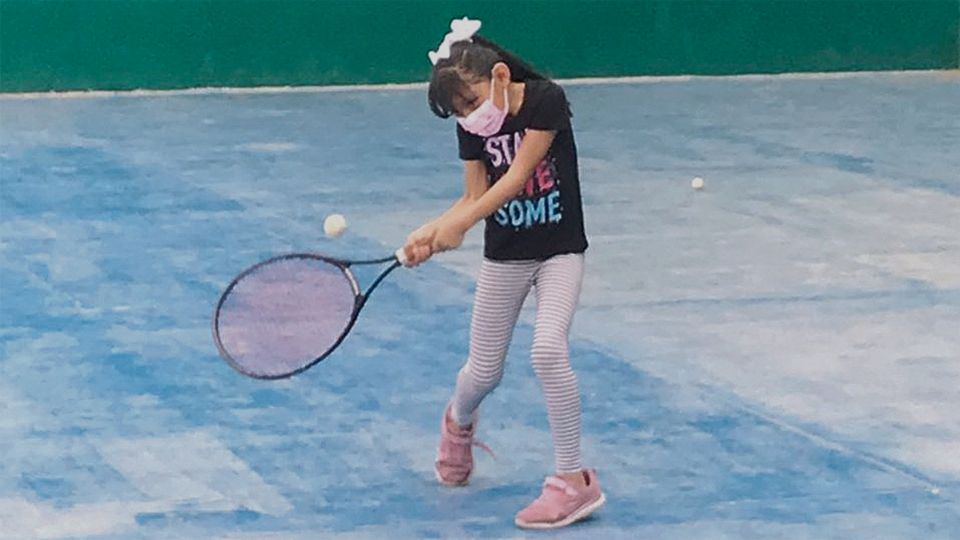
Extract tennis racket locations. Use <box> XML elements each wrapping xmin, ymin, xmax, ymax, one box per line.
<box><xmin>213</xmin><ymin>248</ymin><xmax>408</xmax><ymax>379</ymax></box>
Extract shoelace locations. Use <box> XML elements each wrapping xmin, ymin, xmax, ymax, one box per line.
<box><xmin>472</xmin><ymin>439</ymin><xmax>496</xmax><ymax>460</ymax></box>
<box><xmin>443</xmin><ymin>424</ymin><xmax>496</xmax><ymax>460</ymax></box>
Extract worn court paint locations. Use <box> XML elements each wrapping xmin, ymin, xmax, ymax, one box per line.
<box><xmin>1</xmin><ymin>72</ymin><xmax>958</xmax><ymax>538</ymax></box>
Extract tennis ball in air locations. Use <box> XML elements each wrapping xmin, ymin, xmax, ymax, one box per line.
<box><xmin>324</xmin><ymin>214</ymin><xmax>348</xmax><ymax>238</ymax></box>
<box><xmin>692</xmin><ymin>176</ymin><xmax>705</xmax><ymax>190</ymax></box>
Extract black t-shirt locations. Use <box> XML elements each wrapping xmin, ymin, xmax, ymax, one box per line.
<box><xmin>457</xmin><ymin>79</ymin><xmax>588</xmax><ymax>261</ymax></box>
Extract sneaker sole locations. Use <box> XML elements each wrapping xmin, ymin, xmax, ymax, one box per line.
<box><xmin>514</xmin><ymin>492</ymin><xmax>606</xmax><ymax>530</ymax></box>
<box><xmin>434</xmin><ymin>466</ymin><xmax>471</xmax><ymax>487</ymax></box>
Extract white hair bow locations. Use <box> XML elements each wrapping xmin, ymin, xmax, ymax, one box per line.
<box><xmin>428</xmin><ymin>17</ymin><xmax>482</xmax><ymax>65</ymax></box>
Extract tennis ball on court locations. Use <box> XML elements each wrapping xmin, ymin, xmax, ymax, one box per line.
<box><xmin>324</xmin><ymin>213</ymin><xmax>348</xmax><ymax>238</ymax></box>
<box><xmin>692</xmin><ymin>176</ymin><xmax>705</xmax><ymax>190</ymax></box>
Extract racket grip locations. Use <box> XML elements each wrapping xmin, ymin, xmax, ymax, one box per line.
<box><xmin>395</xmin><ymin>247</ymin><xmax>409</xmax><ymax>266</ymax></box>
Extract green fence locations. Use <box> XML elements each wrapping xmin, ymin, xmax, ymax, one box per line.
<box><xmin>1</xmin><ymin>0</ymin><xmax>957</xmax><ymax>92</ymax></box>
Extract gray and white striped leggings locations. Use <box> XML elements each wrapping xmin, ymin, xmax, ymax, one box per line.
<box><xmin>450</xmin><ymin>252</ymin><xmax>585</xmax><ymax>474</ymax></box>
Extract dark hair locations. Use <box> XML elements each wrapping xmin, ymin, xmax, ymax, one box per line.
<box><xmin>428</xmin><ymin>35</ymin><xmax>547</xmax><ymax>118</ymax></box>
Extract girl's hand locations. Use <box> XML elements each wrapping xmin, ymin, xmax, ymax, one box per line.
<box><xmin>403</xmin><ymin>223</ymin><xmax>436</xmax><ymax>267</ymax></box>
<box><xmin>431</xmin><ymin>217</ymin><xmax>468</xmax><ymax>253</ymax></box>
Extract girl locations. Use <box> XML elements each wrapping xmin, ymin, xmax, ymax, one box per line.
<box><xmin>403</xmin><ymin>18</ymin><xmax>604</xmax><ymax>529</ymax></box>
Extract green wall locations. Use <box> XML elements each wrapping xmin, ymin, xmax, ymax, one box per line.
<box><xmin>1</xmin><ymin>0</ymin><xmax>957</xmax><ymax>92</ymax></box>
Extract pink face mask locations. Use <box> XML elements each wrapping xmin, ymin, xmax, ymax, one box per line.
<box><xmin>457</xmin><ymin>74</ymin><xmax>509</xmax><ymax>137</ymax></box>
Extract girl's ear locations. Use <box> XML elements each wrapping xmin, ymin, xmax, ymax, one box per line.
<box><xmin>492</xmin><ymin>61</ymin><xmax>512</xmax><ymax>83</ymax></box>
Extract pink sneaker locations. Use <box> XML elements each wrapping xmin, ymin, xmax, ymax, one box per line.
<box><xmin>435</xmin><ymin>404</ymin><xmax>490</xmax><ymax>486</ymax></box>
<box><xmin>515</xmin><ymin>469</ymin><xmax>606</xmax><ymax>529</ymax></box>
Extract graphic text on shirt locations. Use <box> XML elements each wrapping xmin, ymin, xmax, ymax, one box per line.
<box><xmin>485</xmin><ymin>130</ymin><xmax>563</xmax><ymax>230</ymax></box>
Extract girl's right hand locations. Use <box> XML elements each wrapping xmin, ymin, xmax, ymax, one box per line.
<box><xmin>403</xmin><ymin>223</ymin><xmax>436</xmax><ymax>267</ymax></box>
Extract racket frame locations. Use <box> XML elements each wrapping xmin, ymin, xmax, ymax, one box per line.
<box><xmin>213</xmin><ymin>250</ymin><xmax>404</xmax><ymax>380</ymax></box>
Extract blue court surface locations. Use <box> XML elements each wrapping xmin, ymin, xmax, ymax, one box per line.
<box><xmin>1</xmin><ymin>71</ymin><xmax>959</xmax><ymax>539</ymax></box>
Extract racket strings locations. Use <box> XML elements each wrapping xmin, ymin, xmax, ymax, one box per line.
<box><xmin>215</xmin><ymin>256</ymin><xmax>357</xmax><ymax>378</ymax></box>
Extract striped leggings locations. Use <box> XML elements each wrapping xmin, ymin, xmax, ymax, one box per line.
<box><xmin>450</xmin><ymin>253</ymin><xmax>585</xmax><ymax>474</ymax></box>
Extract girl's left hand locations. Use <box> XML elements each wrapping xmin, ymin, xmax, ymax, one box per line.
<box><xmin>403</xmin><ymin>223</ymin><xmax>437</xmax><ymax>267</ymax></box>
<box><xmin>431</xmin><ymin>217</ymin><xmax>468</xmax><ymax>253</ymax></box>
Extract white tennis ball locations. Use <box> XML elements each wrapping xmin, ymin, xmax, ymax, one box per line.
<box><xmin>692</xmin><ymin>176</ymin><xmax>705</xmax><ymax>190</ymax></box>
<box><xmin>324</xmin><ymin>213</ymin><xmax>348</xmax><ymax>238</ymax></box>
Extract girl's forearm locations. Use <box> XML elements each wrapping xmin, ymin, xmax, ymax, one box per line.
<box><xmin>428</xmin><ymin>196</ymin><xmax>470</xmax><ymax>228</ymax></box>
<box><xmin>458</xmin><ymin>171</ymin><xmax>526</xmax><ymax>227</ymax></box>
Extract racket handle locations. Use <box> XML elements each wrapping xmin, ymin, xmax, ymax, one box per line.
<box><xmin>395</xmin><ymin>247</ymin><xmax>409</xmax><ymax>266</ymax></box>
